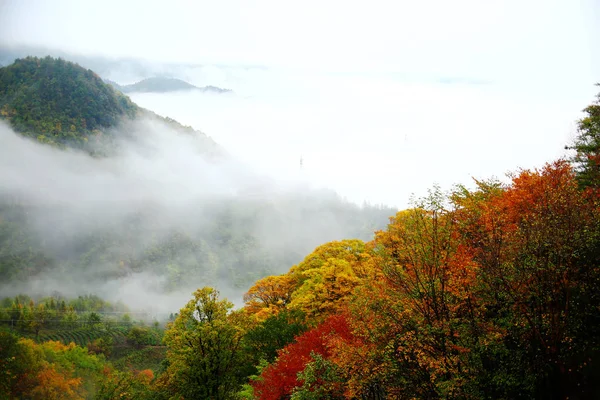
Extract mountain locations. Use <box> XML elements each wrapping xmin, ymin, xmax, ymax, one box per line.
<box><xmin>120</xmin><ymin>77</ymin><xmax>198</xmax><ymax>93</ymax></box>
<box><xmin>0</xmin><ymin>56</ymin><xmax>138</xmax><ymax>146</ymax></box>
<box><xmin>109</xmin><ymin>77</ymin><xmax>233</xmax><ymax>94</ymax></box>
<box><xmin>198</xmin><ymin>85</ymin><xmax>233</xmax><ymax>94</ymax></box>
<box><xmin>0</xmin><ymin>57</ymin><xmax>218</xmax><ymax>153</ymax></box>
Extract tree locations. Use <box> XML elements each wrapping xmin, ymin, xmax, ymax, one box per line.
<box><xmin>28</xmin><ymin>365</ymin><xmax>83</xmax><ymax>400</ymax></box>
<box><xmin>32</xmin><ymin>303</ymin><xmax>51</xmax><ymax>336</ymax></box>
<box><xmin>331</xmin><ymin>187</ymin><xmax>494</xmax><ymax>398</ymax></box>
<box><xmin>96</xmin><ymin>368</ymin><xmax>154</xmax><ymax>400</ymax></box>
<box><xmin>289</xmin><ymin>256</ymin><xmax>367</xmax><ymax>319</ymax></box>
<box><xmin>0</xmin><ymin>335</ymin><xmax>107</xmax><ymax>399</ymax></box>
<box><xmin>243</xmin><ymin>274</ymin><xmax>296</xmax><ymax>319</ymax></box>
<box><xmin>252</xmin><ymin>315</ymin><xmax>351</xmax><ymax>400</ymax></box>
<box><xmin>243</xmin><ymin>309</ymin><xmax>307</xmax><ymax>363</ymax></box>
<box><xmin>160</xmin><ymin>287</ymin><xmax>251</xmax><ymax>399</ymax></box>
<box><xmin>451</xmin><ymin>162</ymin><xmax>600</xmax><ymax>397</ymax></box>
<box><xmin>85</xmin><ymin>312</ymin><xmax>102</xmax><ymax>330</ymax></box>
<box><xmin>291</xmin><ymin>353</ymin><xmax>346</xmax><ymax>400</ymax></box>
<box><xmin>567</xmin><ymin>85</ymin><xmax>600</xmax><ymax>190</ymax></box>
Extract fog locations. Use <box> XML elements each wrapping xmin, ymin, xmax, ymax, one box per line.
<box><xmin>0</xmin><ymin>118</ymin><xmax>394</xmax><ymax>314</ymax></box>
<box><xmin>126</xmin><ymin>66</ymin><xmax>593</xmax><ymax>207</ymax></box>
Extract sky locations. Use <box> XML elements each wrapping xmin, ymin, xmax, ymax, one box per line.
<box><xmin>1</xmin><ymin>0</ymin><xmax>598</xmax><ymax>79</ymax></box>
<box><xmin>0</xmin><ymin>0</ymin><xmax>599</xmax><ymax>207</ymax></box>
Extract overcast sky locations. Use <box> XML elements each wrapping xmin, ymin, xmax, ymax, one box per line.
<box><xmin>1</xmin><ymin>0</ymin><xmax>599</xmax><ymax>207</ymax></box>
<box><xmin>1</xmin><ymin>0</ymin><xmax>598</xmax><ymax>82</ymax></box>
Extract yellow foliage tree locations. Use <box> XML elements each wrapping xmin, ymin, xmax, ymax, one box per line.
<box><xmin>243</xmin><ymin>274</ymin><xmax>296</xmax><ymax>319</ymax></box>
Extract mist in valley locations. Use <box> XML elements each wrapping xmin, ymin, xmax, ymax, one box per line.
<box><xmin>127</xmin><ymin>69</ymin><xmax>593</xmax><ymax>208</ymax></box>
<box><xmin>0</xmin><ymin>118</ymin><xmax>395</xmax><ymax>314</ymax></box>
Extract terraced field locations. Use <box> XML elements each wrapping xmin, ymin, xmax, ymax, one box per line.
<box><xmin>39</xmin><ymin>327</ymin><xmax>127</xmax><ymax>347</ymax></box>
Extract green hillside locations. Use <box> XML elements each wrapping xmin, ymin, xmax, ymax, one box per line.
<box><xmin>0</xmin><ymin>56</ymin><xmax>139</xmax><ymax>146</ymax></box>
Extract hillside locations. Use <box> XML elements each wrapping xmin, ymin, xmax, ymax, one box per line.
<box><xmin>0</xmin><ymin>57</ymin><xmax>219</xmax><ymax>156</ymax></box>
<box><xmin>0</xmin><ymin>56</ymin><xmax>139</xmax><ymax>146</ymax></box>
<box><xmin>109</xmin><ymin>76</ymin><xmax>233</xmax><ymax>94</ymax></box>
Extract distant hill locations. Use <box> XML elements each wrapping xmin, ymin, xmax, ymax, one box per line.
<box><xmin>198</xmin><ymin>85</ymin><xmax>233</xmax><ymax>94</ymax></box>
<box><xmin>109</xmin><ymin>77</ymin><xmax>233</xmax><ymax>94</ymax></box>
<box><xmin>0</xmin><ymin>56</ymin><xmax>139</xmax><ymax>146</ymax></box>
<box><xmin>120</xmin><ymin>77</ymin><xmax>198</xmax><ymax>93</ymax></box>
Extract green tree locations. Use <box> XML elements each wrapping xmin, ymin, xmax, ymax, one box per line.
<box><xmin>160</xmin><ymin>287</ymin><xmax>251</xmax><ymax>399</ymax></box>
<box><xmin>32</xmin><ymin>303</ymin><xmax>51</xmax><ymax>337</ymax></box>
<box><xmin>243</xmin><ymin>309</ymin><xmax>307</xmax><ymax>363</ymax></box>
<box><xmin>85</xmin><ymin>312</ymin><xmax>102</xmax><ymax>330</ymax></box>
<box><xmin>291</xmin><ymin>353</ymin><xmax>346</xmax><ymax>400</ymax></box>
<box><xmin>567</xmin><ymin>85</ymin><xmax>600</xmax><ymax>189</ymax></box>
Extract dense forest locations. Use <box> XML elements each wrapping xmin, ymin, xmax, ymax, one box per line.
<box><xmin>1</xmin><ymin>55</ymin><xmax>599</xmax><ymax>399</ymax></box>
<box><xmin>0</xmin><ymin>56</ymin><xmax>138</xmax><ymax>146</ymax></box>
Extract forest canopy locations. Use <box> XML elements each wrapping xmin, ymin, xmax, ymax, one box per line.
<box><xmin>0</xmin><ymin>56</ymin><xmax>138</xmax><ymax>146</ymax></box>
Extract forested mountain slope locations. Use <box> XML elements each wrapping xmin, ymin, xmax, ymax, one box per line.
<box><xmin>0</xmin><ymin>56</ymin><xmax>219</xmax><ymax>155</ymax></box>
<box><xmin>0</xmin><ymin>56</ymin><xmax>138</xmax><ymax>145</ymax></box>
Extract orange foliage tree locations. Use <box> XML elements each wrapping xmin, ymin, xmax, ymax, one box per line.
<box><xmin>454</xmin><ymin>161</ymin><xmax>600</xmax><ymax>397</ymax></box>
<box><xmin>344</xmin><ymin>186</ymin><xmax>490</xmax><ymax>398</ymax></box>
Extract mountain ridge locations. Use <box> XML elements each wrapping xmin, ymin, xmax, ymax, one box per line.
<box><xmin>107</xmin><ymin>77</ymin><xmax>233</xmax><ymax>94</ymax></box>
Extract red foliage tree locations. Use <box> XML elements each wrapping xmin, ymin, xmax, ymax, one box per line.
<box><xmin>252</xmin><ymin>314</ymin><xmax>351</xmax><ymax>400</ymax></box>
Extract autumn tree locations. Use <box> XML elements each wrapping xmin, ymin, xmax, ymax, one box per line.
<box><xmin>455</xmin><ymin>161</ymin><xmax>600</xmax><ymax>397</ymax></box>
<box><xmin>28</xmin><ymin>365</ymin><xmax>84</xmax><ymax>400</ymax></box>
<box><xmin>378</xmin><ymin>188</ymin><xmax>487</xmax><ymax>396</ymax></box>
<box><xmin>243</xmin><ymin>274</ymin><xmax>296</xmax><ymax>319</ymax></box>
<box><xmin>160</xmin><ymin>287</ymin><xmax>252</xmax><ymax>400</ymax></box>
<box><xmin>0</xmin><ymin>334</ymin><xmax>110</xmax><ymax>399</ymax></box>
<box><xmin>252</xmin><ymin>315</ymin><xmax>351</xmax><ymax>400</ymax></box>
<box><xmin>288</xmin><ymin>239</ymin><xmax>378</xmax><ymax>320</ymax></box>
<box><xmin>243</xmin><ymin>240</ymin><xmax>378</xmax><ymax>321</ymax></box>
<box><xmin>326</xmin><ymin>187</ymin><xmax>495</xmax><ymax>398</ymax></box>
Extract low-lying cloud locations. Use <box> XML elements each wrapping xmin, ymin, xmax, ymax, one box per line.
<box><xmin>0</xmin><ymin>119</ymin><xmax>394</xmax><ymax>313</ymax></box>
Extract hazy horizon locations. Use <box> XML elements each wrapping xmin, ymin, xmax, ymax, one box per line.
<box><xmin>1</xmin><ymin>1</ymin><xmax>599</xmax><ymax>207</ymax></box>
